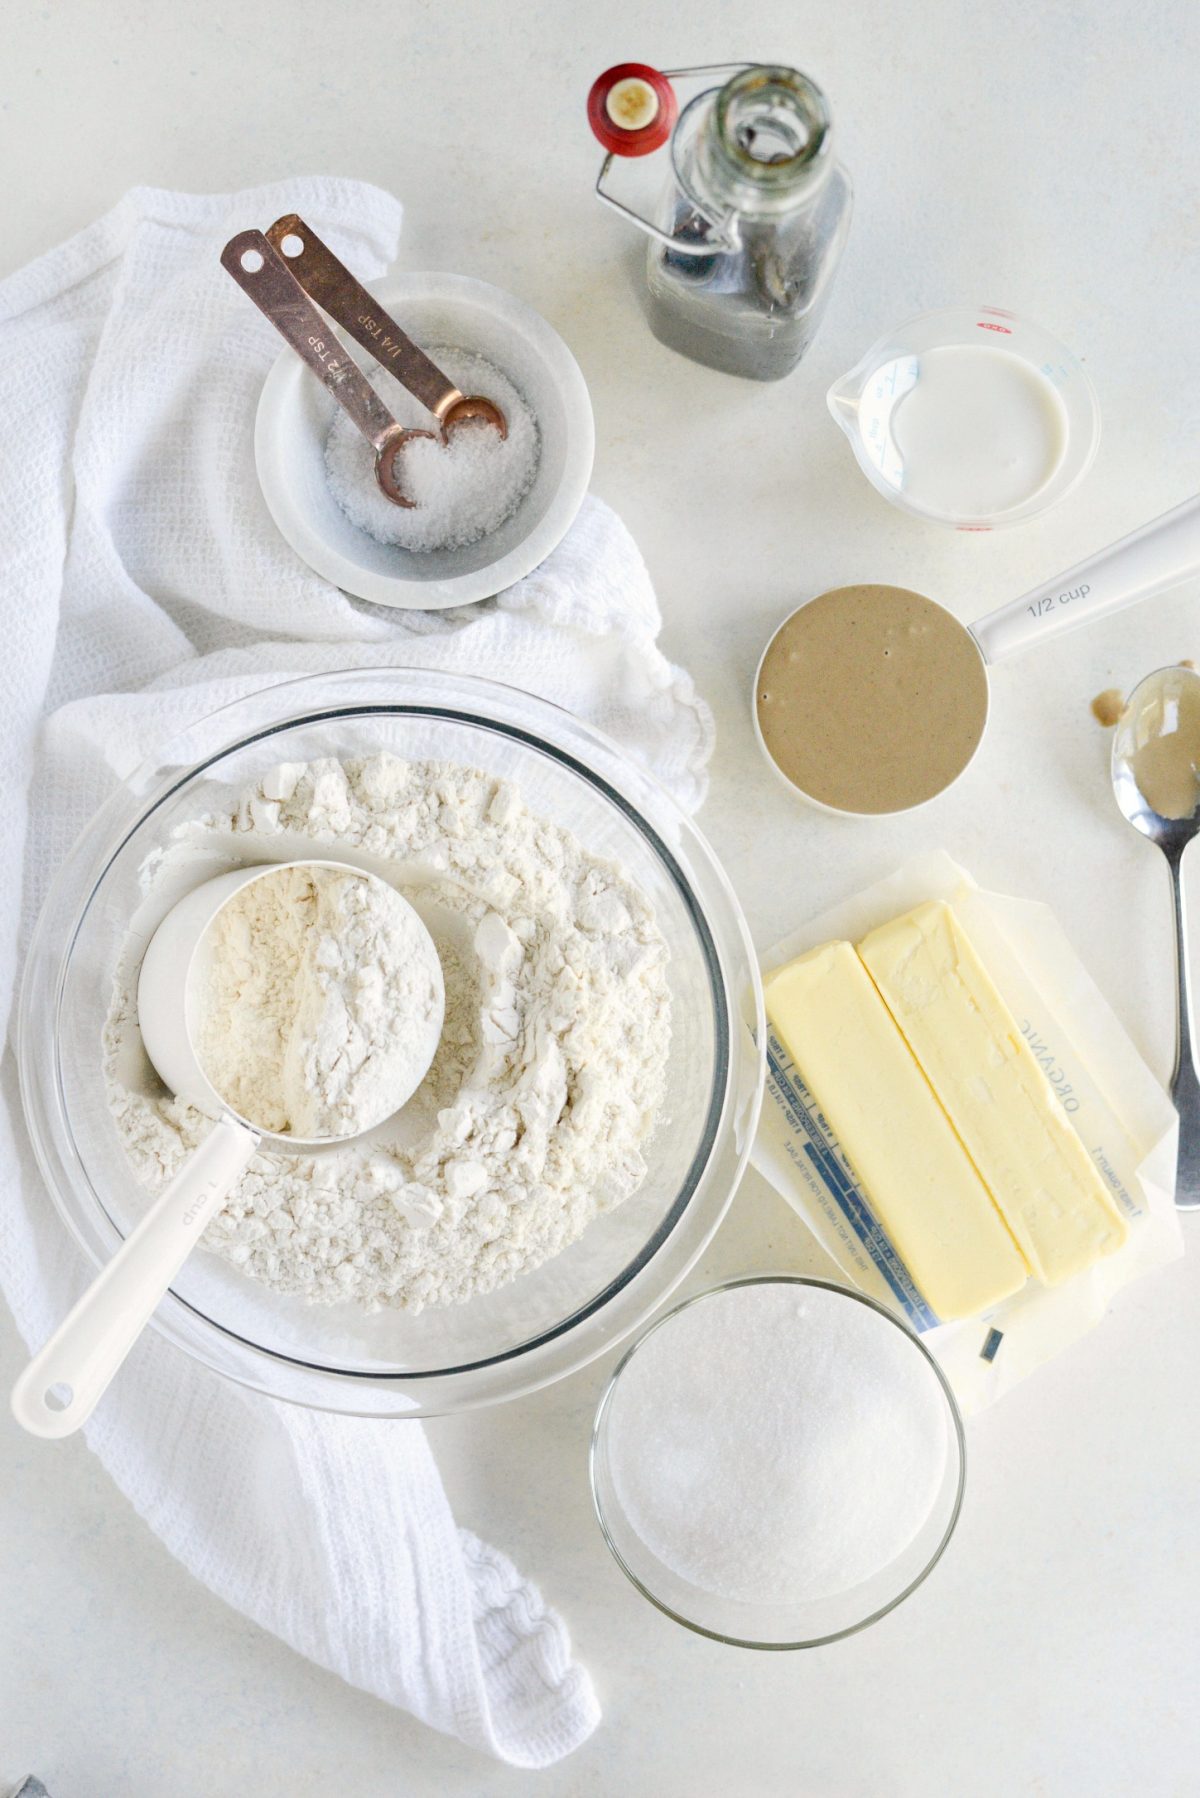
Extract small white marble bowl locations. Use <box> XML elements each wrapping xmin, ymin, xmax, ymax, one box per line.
<box><xmin>254</xmin><ymin>272</ymin><xmax>594</xmax><ymax>610</ymax></box>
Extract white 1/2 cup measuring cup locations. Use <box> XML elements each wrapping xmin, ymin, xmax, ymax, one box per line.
<box><xmin>827</xmin><ymin>305</ymin><xmax>1101</xmax><ymax>531</ymax></box>
<box><xmin>11</xmin><ymin>858</ymin><xmax>444</xmax><ymax>1440</ymax></box>
<box><xmin>754</xmin><ymin>491</ymin><xmax>1200</xmax><ymax>817</ymax></box>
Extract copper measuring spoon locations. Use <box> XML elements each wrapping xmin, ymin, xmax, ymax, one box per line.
<box><xmin>221</xmin><ymin>220</ymin><xmax>505</xmax><ymax>509</ymax></box>
<box><xmin>266</xmin><ymin>214</ymin><xmax>507</xmax><ymax>443</ymax></box>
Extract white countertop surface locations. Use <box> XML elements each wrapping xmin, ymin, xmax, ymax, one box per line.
<box><xmin>3</xmin><ymin>2</ymin><xmax>1199</xmax><ymax>1793</ymax></box>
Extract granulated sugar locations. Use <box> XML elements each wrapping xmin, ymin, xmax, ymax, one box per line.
<box><xmin>324</xmin><ymin>346</ymin><xmax>540</xmax><ymax>551</ymax></box>
<box><xmin>606</xmin><ymin>1282</ymin><xmax>949</xmax><ymax>1605</ymax></box>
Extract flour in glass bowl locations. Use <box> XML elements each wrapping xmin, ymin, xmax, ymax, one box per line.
<box><xmin>324</xmin><ymin>347</ymin><xmax>541</xmax><ymax>552</ymax></box>
<box><xmin>102</xmin><ymin>754</ymin><xmax>671</xmax><ymax>1313</ymax></box>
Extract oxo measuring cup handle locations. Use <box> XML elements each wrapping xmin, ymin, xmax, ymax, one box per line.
<box><xmin>970</xmin><ymin>492</ymin><xmax>1200</xmax><ymax>665</ymax></box>
<box><xmin>10</xmin><ymin>1114</ymin><xmax>258</xmax><ymax>1440</ymax></box>
<box><xmin>221</xmin><ymin>229</ymin><xmax>400</xmax><ymax>455</ymax></box>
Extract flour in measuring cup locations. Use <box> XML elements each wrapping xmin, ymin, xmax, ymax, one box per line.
<box><xmin>192</xmin><ymin>863</ymin><xmax>442</xmax><ymax>1139</ymax></box>
<box><xmin>103</xmin><ymin>754</ymin><xmax>670</xmax><ymax>1312</ymax></box>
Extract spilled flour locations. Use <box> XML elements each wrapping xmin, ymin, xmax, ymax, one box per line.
<box><xmin>103</xmin><ymin>755</ymin><xmax>671</xmax><ymax>1312</ymax></box>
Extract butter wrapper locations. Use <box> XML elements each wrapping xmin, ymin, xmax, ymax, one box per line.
<box><xmin>752</xmin><ymin>851</ymin><xmax>1183</xmax><ymax>1412</ymax></box>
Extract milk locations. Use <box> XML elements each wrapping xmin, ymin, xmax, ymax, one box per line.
<box><xmin>890</xmin><ymin>344</ymin><xmax>1068</xmax><ymax>520</ymax></box>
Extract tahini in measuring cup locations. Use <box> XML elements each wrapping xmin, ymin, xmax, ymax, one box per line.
<box><xmin>753</xmin><ymin>492</ymin><xmax>1200</xmax><ymax>815</ymax></box>
<box><xmin>11</xmin><ymin>860</ymin><xmax>444</xmax><ymax>1438</ymax></box>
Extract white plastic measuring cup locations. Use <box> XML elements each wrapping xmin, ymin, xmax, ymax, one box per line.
<box><xmin>11</xmin><ymin>858</ymin><xmax>444</xmax><ymax>1439</ymax></box>
<box><xmin>754</xmin><ymin>490</ymin><xmax>1200</xmax><ymax>816</ymax></box>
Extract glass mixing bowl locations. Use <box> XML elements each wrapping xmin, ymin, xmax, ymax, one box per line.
<box><xmin>18</xmin><ymin>669</ymin><xmax>764</xmax><ymax>1417</ymax></box>
<box><xmin>590</xmin><ymin>1277</ymin><xmax>966</xmax><ymax>1648</ymax></box>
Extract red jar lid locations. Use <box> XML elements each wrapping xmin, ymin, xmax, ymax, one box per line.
<box><xmin>587</xmin><ymin>63</ymin><xmax>677</xmax><ymax>157</ymax></box>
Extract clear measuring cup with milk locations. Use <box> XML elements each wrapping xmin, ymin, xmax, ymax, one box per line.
<box><xmin>828</xmin><ymin>306</ymin><xmax>1101</xmax><ymax>529</ymax></box>
<box><xmin>588</xmin><ymin>63</ymin><xmax>853</xmax><ymax>381</ymax></box>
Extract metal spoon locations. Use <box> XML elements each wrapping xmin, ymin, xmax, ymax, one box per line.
<box><xmin>1111</xmin><ymin>664</ymin><xmax>1200</xmax><ymax>1209</ymax></box>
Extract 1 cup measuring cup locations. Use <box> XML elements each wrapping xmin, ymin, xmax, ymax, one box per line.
<box><xmin>827</xmin><ymin>306</ymin><xmax>1101</xmax><ymax>530</ymax></box>
<box><xmin>754</xmin><ymin>491</ymin><xmax>1200</xmax><ymax>817</ymax></box>
<box><xmin>11</xmin><ymin>859</ymin><xmax>444</xmax><ymax>1439</ymax></box>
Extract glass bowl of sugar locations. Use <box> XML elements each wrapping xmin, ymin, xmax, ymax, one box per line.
<box><xmin>591</xmin><ymin>1275</ymin><xmax>965</xmax><ymax>1647</ymax></box>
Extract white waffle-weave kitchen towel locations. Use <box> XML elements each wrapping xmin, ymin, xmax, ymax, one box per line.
<box><xmin>0</xmin><ymin>180</ymin><xmax>714</xmax><ymax>1769</ymax></box>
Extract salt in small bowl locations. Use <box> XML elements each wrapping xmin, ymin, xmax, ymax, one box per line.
<box><xmin>254</xmin><ymin>271</ymin><xmax>595</xmax><ymax>610</ymax></box>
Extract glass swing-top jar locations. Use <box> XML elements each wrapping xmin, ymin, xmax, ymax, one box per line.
<box><xmin>589</xmin><ymin>62</ymin><xmax>853</xmax><ymax>381</ymax></box>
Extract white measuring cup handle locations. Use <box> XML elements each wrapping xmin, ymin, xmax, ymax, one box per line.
<box><xmin>10</xmin><ymin>1114</ymin><xmax>258</xmax><ymax>1440</ymax></box>
<box><xmin>970</xmin><ymin>493</ymin><xmax>1200</xmax><ymax>665</ymax></box>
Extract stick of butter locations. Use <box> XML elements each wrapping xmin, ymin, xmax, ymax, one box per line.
<box><xmin>765</xmin><ymin>940</ymin><xmax>1029</xmax><ymax>1320</ymax></box>
<box><xmin>859</xmin><ymin>901</ymin><xmax>1128</xmax><ymax>1285</ymax></box>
